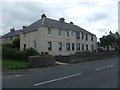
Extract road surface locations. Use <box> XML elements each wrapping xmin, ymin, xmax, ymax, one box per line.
<box><xmin>2</xmin><ymin>57</ymin><xmax>118</xmax><ymax>88</ymax></box>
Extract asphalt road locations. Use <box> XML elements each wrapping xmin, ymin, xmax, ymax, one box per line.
<box><xmin>2</xmin><ymin>57</ymin><xmax>118</xmax><ymax>88</ymax></box>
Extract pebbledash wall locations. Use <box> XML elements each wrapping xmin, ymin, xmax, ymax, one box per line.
<box><xmin>20</xmin><ymin>26</ymin><xmax>97</xmax><ymax>55</ymax></box>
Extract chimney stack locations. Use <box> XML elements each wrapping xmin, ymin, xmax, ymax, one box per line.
<box><xmin>10</xmin><ymin>28</ymin><xmax>15</xmax><ymax>32</ymax></box>
<box><xmin>41</xmin><ymin>14</ymin><xmax>47</xmax><ymax>19</ymax></box>
<box><xmin>70</xmin><ymin>22</ymin><xmax>73</xmax><ymax>24</ymax></box>
<box><xmin>23</xmin><ymin>25</ymin><xmax>27</xmax><ymax>29</ymax></box>
<box><xmin>59</xmin><ymin>18</ymin><xmax>65</xmax><ymax>23</ymax></box>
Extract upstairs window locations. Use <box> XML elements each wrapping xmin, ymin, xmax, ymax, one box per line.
<box><xmin>71</xmin><ymin>31</ymin><xmax>74</xmax><ymax>38</ymax></box>
<box><xmin>10</xmin><ymin>36</ymin><xmax>12</xmax><ymax>40</ymax></box>
<box><xmin>32</xmin><ymin>41</ymin><xmax>36</xmax><ymax>48</ymax></box>
<box><xmin>76</xmin><ymin>43</ymin><xmax>80</xmax><ymax>51</ymax></box>
<box><xmin>59</xmin><ymin>43</ymin><xmax>62</xmax><ymax>51</ymax></box>
<box><xmin>58</xmin><ymin>30</ymin><xmax>61</xmax><ymax>37</ymax></box>
<box><xmin>48</xmin><ymin>28</ymin><xmax>51</xmax><ymax>36</ymax></box>
<box><xmin>66</xmin><ymin>43</ymin><xmax>70</xmax><ymax>51</ymax></box>
<box><xmin>76</xmin><ymin>32</ymin><xmax>80</xmax><ymax>39</ymax></box>
<box><xmin>86</xmin><ymin>34</ymin><xmax>88</xmax><ymax>40</ymax></box>
<box><xmin>66</xmin><ymin>31</ymin><xmax>70</xmax><ymax>37</ymax></box>
<box><xmin>91</xmin><ymin>35</ymin><xmax>94</xmax><ymax>41</ymax></box>
<box><xmin>82</xmin><ymin>33</ymin><xmax>84</xmax><ymax>39</ymax></box>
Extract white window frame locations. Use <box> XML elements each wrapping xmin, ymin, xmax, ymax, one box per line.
<box><xmin>71</xmin><ymin>31</ymin><xmax>74</xmax><ymax>38</ymax></box>
<box><xmin>58</xmin><ymin>30</ymin><xmax>61</xmax><ymax>37</ymax></box>
<box><xmin>48</xmin><ymin>28</ymin><xmax>51</xmax><ymax>36</ymax></box>
<box><xmin>66</xmin><ymin>31</ymin><xmax>69</xmax><ymax>38</ymax></box>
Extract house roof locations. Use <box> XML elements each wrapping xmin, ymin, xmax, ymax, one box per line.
<box><xmin>22</xmin><ymin>17</ymin><xmax>96</xmax><ymax>36</ymax></box>
<box><xmin>3</xmin><ymin>17</ymin><xmax>96</xmax><ymax>38</ymax></box>
<box><xmin>2</xmin><ymin>29</ymin><xmax>23</xmax><ymax>38</ymax></box>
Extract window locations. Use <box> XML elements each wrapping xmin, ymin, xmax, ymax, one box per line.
<box><xmin>82</xmin><ymin>44</ymin><xmax>84</xmax><ymax>51</ymax></box>
<box><xmin>86</xmin><ymin>45</ymin><xmax>88</xmax><ymax>50</ymax></box>
<box><xmin>76</xmin><ymin>43</ymin><xmax>80</xmax><ymax>51</ymax></box>
<box><xmin>24</xmin><ymin>44</ymin><xmax>26</xmax><ymax>50</ymax></box>
<box><xmin>10</xmin><ymin>36</ymin><xmax>12</xmax><ymax>40</ymax></box>
<box><xmin>71</xmin><ymin>31</ymin><xmax>74</xmax><ymax>37</ymax></box>
<box><xmin>58</xmin><ymin>30</ymin><xmax>61</xmax><ymax>37</ymax></box>
<box><xmin>82</xmin><ymin>33</ymin><xmax>84</xmax><ymax>39</ymax></box>
<box><xmin>91</xmin><ymin>35</ymin><xmax>93</xmax><ymax>41</ymax></box>
<box><xmin>48</xmin><ymin>28</ymin><xmax>51</xmax><ymax>36</ymax></box>
<box><xmin>48</xmin><ymin>42</ymin><xmax>52</xmax><ymax>51</ymax></box>
<box><xmin>66</xmin><ymin>31</ymin><xmax>69</xmax><ymax>37</ymax></box>
<box><xmin>59</xmin><ymin>43</ymin><xmax>62</xmax><ymax>51</ymax></box>
<box><xmin>72</xmin><ymin>43</ymin><xmax>75</xmax><ymax>51</ymax></box>
<box><xmin>91</xmin><ymin>45</ymin><xmax>94</xmax><ymax>50</ymax></box>
<box><xmin>76</xmin><ymin>32</ymin><xmax>80</xmax><ymax>39</ymax></box>
<box><xmin>86</xmin><ymin>34</ymin><xmax>88</xmax><ymax>40</ymax></box>
<box><xmin>32</xmin><ymin>41</ymin><xmax>36</xmax><ymax>48</ymax></box>
<box><xmin>66</xmin><ymin>43</ymin><xmax>70</xmax><ymax>51</ymax></box>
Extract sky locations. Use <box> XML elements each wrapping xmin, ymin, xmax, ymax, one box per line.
<box><xmin>0</xmin><ymin>0</ymin><xmax>119</xmax><ymax>41</ymax></box>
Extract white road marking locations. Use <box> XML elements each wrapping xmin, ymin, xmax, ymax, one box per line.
<box><xmin>14</xmin><ymin>75</ymin><xmax>21</xmax><ymax>77</ymax></box>
<box><xmin>34</xmin><ymin>73</ymin><xmax>82</xmax><ymax>86</ymax></box>
<box><xmin>95</xmin><ymin>65</ymin><xmax>115</xmax><ymax>71</ymax></box>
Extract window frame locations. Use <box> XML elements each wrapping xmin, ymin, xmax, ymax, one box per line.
<box><xmin>66</xmin><ymin>43</ymin><xmax>70</xmax><ymax>51</ymax></box>
<box><xmin>59</xmin><ymin>42</ymin><xmax>62</xmax><ymax>51</ymax></box>
<box><xmin>48</xmin><ymin>28</ymin><xmax>51</xmax><ymax>36</ymax></box>
<box><xmin>76</xmin><ymin>43</ymin><xmax>80</xmax><ymax>51</ymax></box>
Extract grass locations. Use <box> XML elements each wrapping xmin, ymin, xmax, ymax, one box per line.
<box><xmin>2</xmin><ymin>59</ymin><xmax>30</xmax><ymax>69</ymax></box>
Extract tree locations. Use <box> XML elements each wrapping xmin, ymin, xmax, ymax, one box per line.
<box><xmin>100</xmin><ymin>35</ymin><xmax>117</xmax><ymax>50</ymax></box>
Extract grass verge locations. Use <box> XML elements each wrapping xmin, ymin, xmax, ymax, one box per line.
<box><xmin>2</xmin><ymin>59</ymin><xmax>30</xmax><ymax>69</ymax></box>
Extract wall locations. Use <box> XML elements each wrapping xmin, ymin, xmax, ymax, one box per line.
<box><xmin>28</xmin><ymin>56</ymin><xmax>56</xmax><ymax>68</ymax></box>
<box><xmin>55</xmin><ymin>51</ymin><xmax>118</xmax><ymax>63</ymax></box>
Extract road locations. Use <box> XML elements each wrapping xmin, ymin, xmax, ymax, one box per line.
<box><xmin>2</xmin><ymin>57</ymin><xmax>118</xmax><ymax>88</ymax></box>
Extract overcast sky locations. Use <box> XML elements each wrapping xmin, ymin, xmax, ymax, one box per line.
<box><xmin>0</xmin><ymin>0</ymin><xmax>119</xmax><ymax>41</ymax></box>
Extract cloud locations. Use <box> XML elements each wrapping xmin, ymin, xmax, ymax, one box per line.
<box><xmin>1</xmin><ymin>0</ymin><xmax>118</xmax><ymax>39</ymax></box>
<box><xmin>86</xmin><ymin>12</ymin><xmax>109</xmax><ymax>22</ymax></box>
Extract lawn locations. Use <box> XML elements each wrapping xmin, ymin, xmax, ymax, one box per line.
<box><xmin>2</xmin><ymin>59</ymin><xmax>30</xmax><ymax>69</ymax></box>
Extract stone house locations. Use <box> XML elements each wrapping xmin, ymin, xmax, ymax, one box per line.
<box><xmin>20</xmin><ymin>14</ymin><xmax>97</xmax><ymax>55</ymax></box>
<box><xmin>2</xmin><ymin>14</ymin><xmax>97</xmax><ymax>55</ymax></box>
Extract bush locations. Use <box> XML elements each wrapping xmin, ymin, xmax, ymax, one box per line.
<box><xmin>2</xmin><ymin>46</ymin><xmax>39</xmax><ymax>61</ymax></box>
<box><xmin>21</xmin><ymin>48</ymin><xmax>39</xmax><ymax>60</ymax></box>
<box><xmin>12</xmin><ymin>38</ymin><xmax>20</xmax><ymax>49</ymax></box>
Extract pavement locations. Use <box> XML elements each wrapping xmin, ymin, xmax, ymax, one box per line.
<box><xmin>2</xmin><ymin>57</ymin><xmax>118</xmax><ymax>88</ymax></box>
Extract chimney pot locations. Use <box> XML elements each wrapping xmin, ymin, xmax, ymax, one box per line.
<box><xmin>70</xmin><ymin>22</ymin><xmax>73</xmax><ymax>24</ymax></box>
<box><xmin>23</xmin><ymin>26</ymin><xmax>27</xmax><ymax>29</ymax></box>
<box><xmin>41</xmin><ymin>14</ymin><xmax>47</xmax><ymax>19</ymax></box>
<box><xmin>59</xmin><ymin>18</ymin><xmax>65</xmax><ymax>23</ymax></box>
<box><xmin>10</xmin><ymin>28</ymin><xmax>15</xmax><ymax>32</ymax></box>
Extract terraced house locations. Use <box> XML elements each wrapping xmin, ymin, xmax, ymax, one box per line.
<box><xmin>3</xmin><ymin>14</ymin><xmax>97</xmax><ymax>55</ymax></box>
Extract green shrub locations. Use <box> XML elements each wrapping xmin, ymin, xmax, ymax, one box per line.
<box><xmin>91</xmin><ymin>50</ymin><xmax>97</xmax><ymax>53</ymax></box>
<box><xmin>21</xmin><ymin>48</ymin><xmax>39</xmax><ymax>60</ymax></box>
<box><xmin>12</xmin><ymin>38</ymin><xmax>20</xmax><ymax>49</ymax></box>
<box><xmin>2</xmin><ymin>45</ymin><xmax>39</xmax><ymax>61</ymax></box>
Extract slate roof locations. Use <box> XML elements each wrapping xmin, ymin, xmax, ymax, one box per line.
<box><xmin>3</xmin><ymin>17</ymin><xmax>96</xmax><ymax>38</ymax></box>
<box><xmin>2</xmin><ymin>29</ymin><xmax>23</xmax><ymax>38</ymax></box>
<box><xmin>22</xmin><ymin>18</ymin><xmax>95</xmax><ymax>36</ymax></box>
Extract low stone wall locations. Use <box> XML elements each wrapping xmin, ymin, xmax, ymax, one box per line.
<box><xmin>55</xmin><ymin>51</ymin><xmax>118</xmax><ymax>64</ymax></box>
<box><xmin>28</xmin><ymin>56</ymin><xmax>56</xmax><ymax>68</ymax></box>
